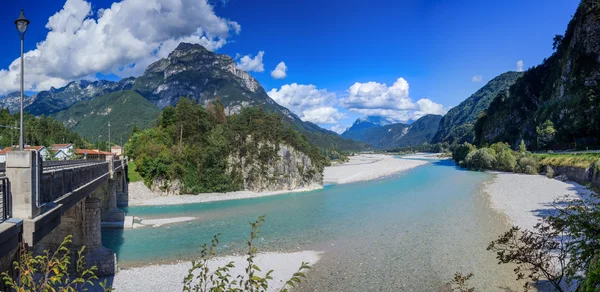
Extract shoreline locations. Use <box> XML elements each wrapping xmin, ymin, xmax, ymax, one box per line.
<box><xmin>105</xmin><ymin>250</ymin><xmax>322</xmax><ymax>292</ymax></box>
<box><xmin>128</xmin><ymin>154</ymin><xmax>431</xmax><ymax>206</ymax></box>
<box><xmin>482</xmin><ymin>171</ymin><xmax>592</xmax><ymax>230</ymax></box>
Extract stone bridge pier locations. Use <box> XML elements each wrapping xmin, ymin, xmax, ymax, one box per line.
<box><xmin>0</xmin><ymin>151</ymin><xmax>129</xmax><ymax>278</ymax></box>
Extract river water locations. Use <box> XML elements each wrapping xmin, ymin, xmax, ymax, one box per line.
<box><xmin>102</xmin><ymin>158</ymin><xmax>521</xmax><ymax>290</ymax></box>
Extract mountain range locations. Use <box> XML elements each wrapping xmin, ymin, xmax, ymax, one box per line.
<box><xmin>0</xmin><ymin>43</ymin><xmax>367</xmax><ymax>151</ymax></box>
<box><xmin>342</xmin><ymin>114</ymin><xmax>442</xmax><ymax>149</ymax></box>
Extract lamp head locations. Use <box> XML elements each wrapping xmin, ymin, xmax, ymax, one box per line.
<box><xmin>15</xmin><ymin>9</ymin><xmax>30</xmax><ymax>35</ymax></box>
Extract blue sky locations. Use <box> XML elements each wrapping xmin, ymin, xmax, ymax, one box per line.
<box><xmin>0</xmin><ymin>0</ymin><xmax>580</xmax><ymax>132</ymax></box>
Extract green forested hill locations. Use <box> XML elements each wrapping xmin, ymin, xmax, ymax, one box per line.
<box><xmin>432</xmin><ymin>71</ymin><xmax>523</xmax><ymax>144</ymax></box>
<box><xmin>127</xmin><ymin>98</ymin><xmax>327</xmax><ymax>193</ymax></box>
<box><xmin>0</xmin><ymin>109</ymin><xmax>87</xmax><ymax>148</ymax></box>
<box><xmin>52</xmin><ymin>90</ymin><xmax>161</xmax><ymax>144</ymax></box>
<box><xmin>475</xmin><ymin>0</ymin><xmax>600</xmax><ymax>150</ymax></box>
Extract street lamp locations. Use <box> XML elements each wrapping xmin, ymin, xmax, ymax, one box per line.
<box><xmin>108</xmin><ymin>121</ymin><xmax>111</xmax><ymax>154</ymax></box>
<box><xmin>15</xmin><ymin>9</ymin><xmax>29</xmax><ymax>151</ymax></box>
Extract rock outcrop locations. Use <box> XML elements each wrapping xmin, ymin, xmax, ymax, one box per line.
<box><xmin>228</xmin><ymin>143</ymin><xmax>323</xmax><ymax>192</ymax></box>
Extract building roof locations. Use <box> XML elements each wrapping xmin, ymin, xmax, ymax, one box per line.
<box><xmin>75</xmin><ymin>149</ymin><xmax>113</xmax><ymax>156</ymax></box>
<box><xmin>0</xmin><ymin>146</ymin><xmax>45</xmax><ymax>155</ymax></box>
<box><xmin>50</xmin><ymin>143</ymin><xmax>72</xmax><ymax>149</ymax></box>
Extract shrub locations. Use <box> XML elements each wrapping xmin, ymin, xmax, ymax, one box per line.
<box><xmin>516</xmin><ymin>156</ymin><xmax>539</xmax><ymax>174</ymax></box>
<box><xmin>546</xmin><ymin>165</ymin><xmax>555</xmax><ymax>178</ymax></box>
<box><xmin>465</xmin><ymin>148</ymin><xmax>496</xmax><ymax>170</ymax></box>
<box><xmin>1</xmin><ymin>235</ymin><xmax>110</xmax><ymax>292</ymax></box>
<box><xmin>452</xmin><ymin>142</ymin><xmax>477</xmax><ymax>165</ymax></box>
<box><xmin>182</xmin><ymin>216</ymin><xmax>310</xmax><ymax>291</ymax></box>
<box><xmin>495</xmin><ymin>149</ymin><xmax>517</xmax><ymax>172</ymax></box>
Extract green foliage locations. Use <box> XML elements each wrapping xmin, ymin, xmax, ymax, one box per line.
<box><xmin>489</xmin><ymin>192</ymin><xmax>600</xmax><ymax>291</ymax></box>
<box><xmin>546</xmin><ymin>165</ymin><xmax>555</xmax><ymax>178</ymax></box>
<box><xmin>536</xmin><ymin>120</ymin><xmax>557</xmax><ymax>149</ymax></box>
<box><xmin>448</xmin><ymin>272</ymin><xmax>475</xmax><ymax>292</ymax></box>
<box><xmin>52</xmin><ymin>90</ymin><xmax>161</xmax><ymax>144</ymax></box>
<box><xmin>127</xmin><ymin>160</ymin><xmax>143</xmax><ymax>183</ymax></box>
<box><xmin>0</xmin><ymin>109</ymin><xmax>88</xmax><ymax>148</ymax></box>
<box><xmin>465</xmin><ymin>148</ymin><xmax>497</xmax><ymax>170</ymax></box>
<box><xmin>475</xmin><ymin>0</ymin><xmax>600</xmax><ymax>149</ymax></box>
<box><xmin>519</xmin><ymin>140</ymin><xmax>527</xmax><ymax>153</ymax></box>
<box><xmin>494</xmin><ymin>144</ymin><xmax>517</xmax><ymax>172</ymax></box>
<box><xmin>451</xmin><ymin>142</ymin><xmax>477</xmax><ymax>165</ymax></box>
<box><xmin>1</xmin><ymin>235</ymin><xmax>110</xmax><ymax>292</ymax></box>
<box><xmin>536</xmin><ymin>153</ymin><xmax>600</xmax><ymax>169</ymax></box>
<box><xmin>515</xmin><ymin>154</ymin><xmax>539</xmax><ymax>174</ymax></box>
<box><xmin>182</xmin><ymin>216</ymin><xmax>311</xmax><ymax>292</ymax></box>
<box><xmin>127</xmin><ymin>99</ymin><xmax>326</xmax><ymax>193</ymax></box>
<box><xmin>432</xmin><ymin>71</ymin><xmax>524</xmax><ymax>144</ymax></box>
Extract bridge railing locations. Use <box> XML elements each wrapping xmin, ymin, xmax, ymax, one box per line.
<box><xmin>40</xmin><ymin>162</ymin><xmax>109</xmax><ymax>204</ymax></box>
<box><xmin>42</xmin><ymin>159</ymin><xmax>105</xmax><ymax>170</ymax></box>
<box><xmin>0</xmin><ymin>177</ymin><xmax>10</xmax><ymax>223</ymax></box>
<box><xmin>113</xmin><ymin>159</ymin><xmax>122</xmax><ymax>170</ymax></box>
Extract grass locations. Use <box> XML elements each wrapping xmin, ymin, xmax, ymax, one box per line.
<box><xmin>128</xmin><ymin>160</ymin><xmax>143</xmax><ymax>182</ymax></box>
<box><xmin>535</xmin><ymin>153</ymin><xmax>600</xmax><ymax>168</ymax></box>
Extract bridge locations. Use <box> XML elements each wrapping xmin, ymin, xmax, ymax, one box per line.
<box><xmin>0</xmin><ymin>150</ymin><xmax>129</xmax><ymax>278</ymax></box>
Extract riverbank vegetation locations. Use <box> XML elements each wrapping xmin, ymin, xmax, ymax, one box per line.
<box><xmin>451</xmin><ymin>141</ymin><xmax>539</xmax><ymax>174</ymax></box>
<box><xmin>126</xmin><ymin>98</ymin><xmax>328</xmax><ymax>193</ymax></box>
<box><xmin>0</xmin><ymin>108</ymin><xmax>87</xmax><ymax>148</ymax></box>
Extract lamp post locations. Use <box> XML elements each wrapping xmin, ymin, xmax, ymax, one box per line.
<box><xmin>108</xmin><ymin>121</ymin><xmax>111</xmax><ymax>154</ymax></box>
<box><xmin>15</xmin><ymin>9</ymin><xmax>29</xmax><ymax>151</ymax></box>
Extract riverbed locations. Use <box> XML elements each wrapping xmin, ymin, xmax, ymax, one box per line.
<box><xmin>102</xmin><ymin>157</ymin><xmax>525</xmax><ymax>291</ymax></box>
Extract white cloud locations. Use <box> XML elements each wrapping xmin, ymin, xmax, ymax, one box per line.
<box><xmin>270</xmin><ymin>61</ymin><xmax>287</xmax><ymax>79</ymax></box>
<box><xmin>267</xmin><ymin>83</ymin><xmax>343</xmax><ymax>124</ymax></box>
<box><xmin>340</xmin><ymin>77</ymin><xmax>447</xmax><ymax>122</ymax></box>
<box><xmin>472</xmin><ymin>75</ymin><xmax>483</xmax><ymax>82</ymax></box>
<box><xmin>516</xmin><ymin>60</ymin><xmax>524</xmax><ymax>72</ymax></box>
<box><xmin>0</xmin><ymin>0</ymin><xmax>241</xmax><ymax>94</ymax></box>
<box><xmin>330</xmin><ymin>124</ymin><xmax>348</xmax><ymax>134</ymax></box>
<box><xmin>236</xmin><ymin>51</ymin><xmax>264</xmax><ymax>72</ymax></box>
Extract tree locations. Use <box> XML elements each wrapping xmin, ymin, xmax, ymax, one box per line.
<box><xmin>519</xmin><ymin>140</ymin><xmax>527</xmax><ymax>153</ymax></box>
<box><xmin>1</xmin><ymin>235</ymin><xmax>110</xmax><ymax>292</ymax></box>
<box><xmin>553</xmin><ymin>34</ymin><xmax>564</xmax><ymax>51</ymax></box>
<box><xmin>536</xmin><ymin>120</ymin><xmax>556</xmax><ymax>149</ymax></box>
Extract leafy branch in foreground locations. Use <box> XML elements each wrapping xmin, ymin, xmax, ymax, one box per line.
<box><xmin>448</xmin><ymin>272</ymin><xmax>475</xmax><ymax>292</ymax></box>
<box><xmin>1</xmin><ymin>235</ymin><xmax>111</xmax><ymax>292</ymax></box>
<box><xmin>182</xmin><ymin>216</ymin><xmax>311</xmax><ymax>292</ymax></box>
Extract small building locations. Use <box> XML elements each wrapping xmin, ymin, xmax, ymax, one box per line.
<box><xmin>111</xmin><ymin>145</ymin><xmax>122</xmax><ymax>157</ymax></box>
<box><xmin>75</xmin><ymin>149</ymin><xmax>113</xmax><ymax>160</ymax></box>
<box><xmin>50</xmin><ymin>144</ymin><xmax>75</xmax><ymax>160</ymax></box>
<box><xmin>0</xmin><ymin>146</ymin><xmax>50</xmax><ymax>162</ymax></box>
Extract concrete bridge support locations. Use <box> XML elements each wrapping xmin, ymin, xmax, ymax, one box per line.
<box><xmin>101</xmin><ymin>179</ymin><xmax>125</xmax><ymax>222</ymax></box>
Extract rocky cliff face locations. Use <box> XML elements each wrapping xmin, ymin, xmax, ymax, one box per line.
<box><xmin>432</xmin><ymin>71</ymin><xmax>523</xmax><ymax>144</ymax></box>
<box><xmin>228</xmin><ymin>142</ymin><xmax>323</xmax><ymax>192</ymax></box>
<box><xmin>476</xmin><ymin>0</ymin><xmax>600</xmax><ymax>149</ymax></box>
<box><xmin>133</xmin><ymin>43</ymin><xmax>272</xmax><ymax>114</ymax></box>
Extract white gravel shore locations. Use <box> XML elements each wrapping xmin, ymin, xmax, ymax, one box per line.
<box><xmin>483</xmin><ymin>172</ymin><xmax>592</xmax><ymax>230</ymax></box>
<box><xmin>323</xmin><ymin>154</ymin><xmax>428</xmax><ymax>184</ymax></box>
<box><xmin>129</xmin><ymin>154</ymin><xmax>429</xmax><ymax>206</ymax></box>
<box><xmin>107</xmin><ymin>250</ymin><xmax>321</xmax><ymax>292</ymax></box>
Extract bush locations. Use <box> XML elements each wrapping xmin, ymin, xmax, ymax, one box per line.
<box><xmin>452</xmin><ymin>142</ymin><xmax>477</xmax><ymax>165</ymax></box>
<box><xmin>516</xmin><ymin>155</ymin><xmax>539</xmax><ymax>174</ymax></box>
<box><xmin>546</xmin><ymin>165</ymin><xmax>555</xmax><ymax>178</ymax></box>
<box><xmin>495</xmin><ymin>149</ymin><xmax>517</xmax><ymax>172</ymax></box>
<box><xmin>465</xmin><ymin>148</ymin><xmax>497</xmax><ymax>170</ymax></box>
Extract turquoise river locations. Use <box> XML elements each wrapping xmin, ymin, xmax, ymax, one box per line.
<box><xmin>102</xmin><ymin>158</ymin><xmax>522</xmax><ymax>291</ymax></box>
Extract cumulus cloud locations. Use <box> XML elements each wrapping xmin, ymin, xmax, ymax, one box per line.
<box><xmin>0</xmin><ymin>0</ymin><xmax>241</xmax><ymax>94</ymax></box>
<box><xmin>330</xmin><ymin>124</ymin><xmax>348</xmax><ymax>134</ymax></box>
<box><xmin>236</xmin><ymin>51</ymin><xmax>264</xmax><ymax>72</ymax></box>
<box><xmin>472</xmin><ymin>75</ymin><xmax>483</xmax><ymax>82</ymax></box>
<box><xmin>267</xmin><ymin>83</ymin><xmax>343</xmax><ymax>124</ymax></box>
<box><xmin>516</xmin><ymin>60</ymin><xmax>524</xmax><ymax>72</ymax></box>
<box><xmin>340</xmin><ymin>77</ymin><xmax>447</xmax><ymax>122</ymax></box>
<box><xmin>270</xmin><ymin>62</ymin><xmax>287</xmax><ymax>79</ymax></box>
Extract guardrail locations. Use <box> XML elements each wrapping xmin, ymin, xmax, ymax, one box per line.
<box><xmin>42</xmin><ymin>159</ymin><xmax>105</xmax><ymax>170</ymax></box>
<box><xmin>113</xmin><ymin>159</ymin><xmax>122</xmax><ymax>170</ymax></box>
<box><xmin>0</xmin><ymin>177</ymin><xmax>10</xmax><ymax>223</ymax></box>
<box><xmin>40</xmin><ymin>162</ymin><xmax>109</xmax><ymax>204</ymax></box>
